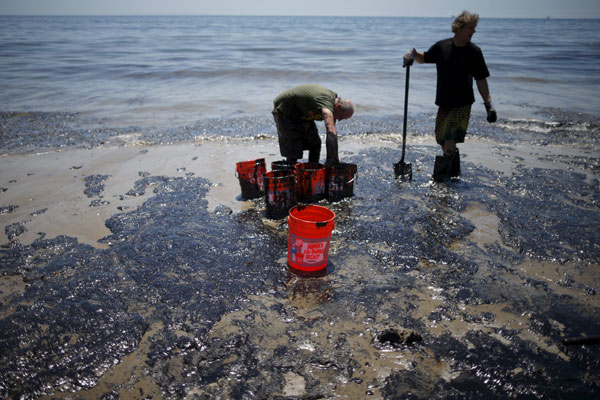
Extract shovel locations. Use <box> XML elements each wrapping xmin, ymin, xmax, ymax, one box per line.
<box><xmin>394</xmin><ymin>64</ymin><xmax>412</xmax><ymax>180</ymax></box>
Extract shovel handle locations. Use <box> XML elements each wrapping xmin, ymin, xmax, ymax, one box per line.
<box><xmin>401</xmin><ymin>65</ymin><xmax>410</xmax><ymax>162</ymax></box>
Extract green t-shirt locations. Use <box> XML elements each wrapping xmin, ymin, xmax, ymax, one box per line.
<box><xmin>273</xmin><ymin>84</ymin><xmax>337</xmax><ymax>121</ymax></box>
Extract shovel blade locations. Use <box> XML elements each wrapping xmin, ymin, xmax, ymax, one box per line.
<box><xmin>394</xmin><ymin>161</ymin><xmax>412</xmax><ymax>181</ymax></box>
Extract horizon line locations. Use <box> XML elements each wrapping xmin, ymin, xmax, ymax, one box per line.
<box><xmin>1</xmin><ymin>14</ymin><xmax>597</xmax><ymax>20</ymax></box>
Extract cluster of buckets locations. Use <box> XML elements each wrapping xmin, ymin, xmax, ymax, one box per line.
<box><xmin>235</xmin><ymin>158</ymin><xmax>357</xmax><ymax>273</ymax></box>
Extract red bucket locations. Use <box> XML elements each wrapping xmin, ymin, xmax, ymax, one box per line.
<box><xmin>264</xmin><ymin>170</ymin><xmax>297</xmax><ymax>220</ymax></box>
<box><xmin>287</xmin><ymin>205</ymin><xmax>335</xmax><ymax>272</ymax></box>
<box><xmin>294</xmin><ymin>162</ymin><xmax>326</xmax><ymax>203</ymax></box>
<box><xmin>235</xmin><ymin>158</ymin><xmax>266</xmax><ymax>199</ymax></box>
<box><xmin>326</xmin><ymin>162</ymin><xmax>357</xmax><ymax>202</ymax></box>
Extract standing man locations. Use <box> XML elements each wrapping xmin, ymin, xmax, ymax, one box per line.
<box><xmin>403</xmin><ymin>10</ymin><xmax>497</xmax><ymax>180</ymax></box>
<box><xmin>272</xmin><ymin>84</ymin><xmax>354</xmax><ymax>164</ymax></box>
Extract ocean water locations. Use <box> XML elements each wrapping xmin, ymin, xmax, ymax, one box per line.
<box><xmin>0</xmin><ymin>15</ymin><xmax>599</xmax><ymax>143</ymax></box>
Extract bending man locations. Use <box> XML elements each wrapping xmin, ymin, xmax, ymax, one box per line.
<box><xmin>272</xmin><ymin>84</ymin><xmax>354</xmax><ymax>164</ymax></box>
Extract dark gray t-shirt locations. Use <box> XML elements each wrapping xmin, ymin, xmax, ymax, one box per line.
<box><xmin>424</xmin><ymin>38</ymin><xmax>490</xmax><ymax>107</ymax></box>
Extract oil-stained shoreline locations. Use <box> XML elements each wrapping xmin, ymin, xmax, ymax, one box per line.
<box><xmin>1</xmin><ymin>111</ymin><xmax>599</xmax><ymax>399</ymax></box>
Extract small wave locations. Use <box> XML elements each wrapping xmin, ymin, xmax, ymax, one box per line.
<box><xmin>305</xmin><ymin>47</ymin><xmax>360</xmax><ymax>55</ymax></box>
<box><xmin>124</xmin><ymin>67</ymin><xmax>305</xmax><ymax>81</ymax></box>
<box><xmin>498</xmin><ymin>119</ymin><xmax>559</xmax><ymax>133</ymax></box>
<box><xmin>509</xmin><ymin>76</ymin><xmax>555</xmax><ymax>84</ymax></box>
<box><xmin>495</xmin><ymin>113</ymin><xmax>600</xmax><ymax>146</ymax></box>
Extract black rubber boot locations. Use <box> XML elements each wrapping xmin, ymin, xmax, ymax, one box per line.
<box><xmin>433</xmin><ymin>155</ymin><xmax>450</xmax><ymax>182</ymax></box>
<box><xmin>432</xmin><ymin>149</ymin><xmax>460</xmax><ymax>182</ymax></box>
<box><xmin>449</xmin><ymin>149</ymin><xmax>461</xmax><ymax>177</ymax></box>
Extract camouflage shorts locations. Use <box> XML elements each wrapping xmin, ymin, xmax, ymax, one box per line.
<box><xmin>434</xmin><ymin>105</ymin><xmax>471</xmax><ymax>146</ymax></box>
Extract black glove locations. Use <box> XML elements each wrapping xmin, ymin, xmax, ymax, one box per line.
<box><xmin>326</xmin><ymin>131</ymin><xmax>339</xmax><ymax>164</ymax></box>
<box><xmin>403</xmin><ymin>48</ymin><xmax>416</xmax><ymax>68</ymax></box>
<box><xmin>484</xmin><ymin>101</ymin><xmax>497</xmax><ymax>123</ymax></box>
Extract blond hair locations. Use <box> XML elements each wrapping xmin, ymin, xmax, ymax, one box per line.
<box><xmin>452</xmin><ymin>11</ymin><xmax>479</xmax><ymax>33</ymax></box>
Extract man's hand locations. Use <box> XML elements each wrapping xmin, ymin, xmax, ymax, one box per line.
<box><xmin>484</xmin><ymin>101</ymin><xmax>497</xmax><ymax>123</ymax></box>
<box><xmin>326</xmin><ymin>131</ymin><xmax>339</xmax><ymax>164</ymax></box>
<box><xmin>403</xmin><ymin>48</ymin><xmax>416</xmax><ymax>68</ymax></box>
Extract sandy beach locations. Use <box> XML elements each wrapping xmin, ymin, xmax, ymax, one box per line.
<box><xmin>1</xmin><ymin>133</ymin><xmax>599</xmax><ymax>398</ymax></box>
<box><xmin>1</xmin><ymin>133</ymin><xmax>595</xmax><ymax>248</ymax></box>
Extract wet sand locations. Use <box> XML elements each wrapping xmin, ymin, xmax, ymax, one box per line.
<box><xmin>1</xmin><ymin>134</ymin><xmax>599</xmax><ymax>399</ymax></box>
<box><xmin>1</xmin><ymin>133</ymin><xmax>595</xmax><ymax>249</ymax></box>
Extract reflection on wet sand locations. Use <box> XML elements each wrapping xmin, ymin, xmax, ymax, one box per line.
<box><xmin>1</xmin><ymin>132</ymin><xmax>599</xmax><ymax>398</ymax></box>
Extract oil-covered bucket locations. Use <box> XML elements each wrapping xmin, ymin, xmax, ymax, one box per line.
<box><xmin>294</xmin><ymin>162</ymin><xmax>326</xmax><ymax>203</ymax></box>
<box><xmin>326</xmin><ymin>162</ymin><xmax>357</xmax><ymax>202</ymax></box>
<box><xmin>264</xmin><ymin>170</ymin><xmax>297</xmax><ymax>219</ymax></box>
<box><xmin>287</xmin><ymin>205</ymin><xmax>335</xmax><ymax>272</ymax></box>
<box><xmin>271</xmin><ymin>160</ymin><xmax>297</xmax><ymax>173</ymax></box>
<box><xmin>235</xmin><ymin>158</ymin><xmax>266</xmax><ymax>199</ymax></box>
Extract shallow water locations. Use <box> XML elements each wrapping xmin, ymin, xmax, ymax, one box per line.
<box><xmin>1</xmin><ymin>16</ymin><xmax>599</xmax><ymax>127</ymax></box>
<box><xmin>1</xmin><ymin>124</ymin><xmax>599</xmax><ymax>398</ymax></box>
<box><xmin>2</xmin><ymin>106</ymin><xmax>599</xmax><ymax>157</ymax></box>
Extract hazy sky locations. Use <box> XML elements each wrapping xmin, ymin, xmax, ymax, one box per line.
<box><xmin>1</xmin><ymin>0</ymin><xmax>599</xmax><ymax>19</ymax></box>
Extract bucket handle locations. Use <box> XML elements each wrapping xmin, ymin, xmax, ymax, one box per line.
<box><xmin>346</xmin><ymin>172</ymin><xmax>357</xmax><ymax>185</ymax></box>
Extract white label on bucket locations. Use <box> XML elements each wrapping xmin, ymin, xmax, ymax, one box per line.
<box><xmin>328</xmin><ymin>181</ymin><xmax>341</xmax><ymax>193</ymax></box>
<box><xmin>244</xmin><ymin>171</ymin><xmax>264</xmax><ymax>190</ymax></box>
<box><xmin>313</xmin><ymin>181</ymin><xmax>325</xmax><ymax>196</ymax></box>
<box><xmin>267</xmin><ymin>189</ymin><xmax>291</xmax><ymax>205</ymax></box>
<box><xmin>257</xmin><ymin>172</ymin><xmax>264</xmax><ymax>191</ymax></box>
<box><xmin>289</xmin><ymin>233</ymin><xmax>330</xmax><ymax>268</ymax></box>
